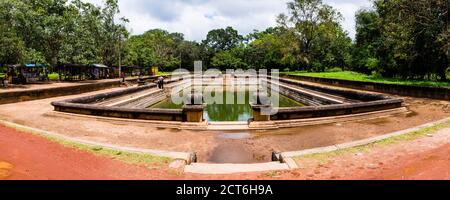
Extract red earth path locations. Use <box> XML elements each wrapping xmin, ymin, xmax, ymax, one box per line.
<box><xmin>0</xmin><ymin>124</ymin><xmax>448</xmax><ymax>180</ymax></box>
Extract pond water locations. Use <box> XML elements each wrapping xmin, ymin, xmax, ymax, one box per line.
<box><xmin>149</xmin><ymin>88</ymin><xmax>304</xmax><ymax>122</ymax></box>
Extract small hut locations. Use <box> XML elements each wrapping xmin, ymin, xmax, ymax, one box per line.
<box><xmin>6</xmin><ymin>64</ymin><xmax>48</xmax><ymax>84</ymax></box>
<box><xmin>55</xmin><ymin>64</ymin><xmax>87</xmax><ymax>81</ymax></box>
<box><xmin>56</xmin><ymin>64</ymin><xmax>111</xmax><ymax>81</ymax></box>
<box><xmin>89</xmin><ymin>64</ymin><xmax>110</xmax><ymax>80</ymax></box>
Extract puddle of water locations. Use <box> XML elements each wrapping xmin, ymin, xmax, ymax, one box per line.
<box><xmin>207</xmin><ymin>143</ymin><xmax>259</xmax><ymax>163</ymax></box>
<box><xmin>217</xmin><ymin>132</ymin><xmax>251</xmax><ymax>139</ymax></box>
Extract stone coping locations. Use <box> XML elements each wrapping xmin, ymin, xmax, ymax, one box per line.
<box><xmin>51</xmin><ymin>78</ymin><xmax>186</xmax><ymax>122</ymax></box>
<box><xmin>50</xmin><ymin>76</ymin><xmax>405</xmax><ymax>126</ymax></box>
<box><xmin>0</xmin><ymin>76</ymin><xmax>166</xmax><ymax>105</ymax></box>
<box><xmin>265</xmin><ymin>78</ymin><xmax>404</xmax><ymax>120</ymax></box>
<box><xmin>275</xmin><ymin>99</ymin><xmax>403</xmax><ymax>114</ymax></box>
<box><xmin>282</xmin><ymin>74</ymin><xmax>450</xmax><ymax>100</ymax></box>
<box><xmin>249</xmin><ymin>107</ymin><xmax>409</xmax><ymax>129</ymax></box>
<box><xmin>277</xmin><ymin>77</ymin><xmax>392</xmax><ymax>101</ymax></box>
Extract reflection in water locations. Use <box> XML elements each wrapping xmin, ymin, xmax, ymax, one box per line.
<box><xmin>204</xmin><ymin>89</ymin><xmax>253</xmax><ymax>122</ymax></box>
<box><xmin>149</xmin><ymin>87</ymin><xmax>304</xmax><ymax>122</ymax></box>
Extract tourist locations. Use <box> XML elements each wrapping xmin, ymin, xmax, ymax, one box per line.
<box><xmin>159</xmin><ymin>76</ymin><xmax>165</xmax><ymax>89</ymax></box>
<box><xmin>120</xmin><ymin>72</ymin><xmax>126</xmax><ymax>83</ymax></box>
<box><xmin>157</xmin><ymin>76</ymin><xmax>161</xmax><ymax>89</ymax></box>
<box><xmin>156</xmin><ymin>77</ymin><xmax>160</xmax><ymax>89</ymax></box>
<box><xmin>157</xmin><ymin>76</ymin><xmax>164</xmax><ymax>89</ymax></box>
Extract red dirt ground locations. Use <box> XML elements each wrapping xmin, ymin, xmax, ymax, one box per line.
<box><xmin>360</xmin><ymin>143</ymin><xmax>449</xmax><ymax>180</ymax></box>
<box><xmin>0</xmin><ymin>124</ymin><xmax>448</xmax><ymax>180</ymax></box>
<box><xmin>0</xmin><ymin>125</ymin><xmax>181</xmax><ymax>180</ymax></box>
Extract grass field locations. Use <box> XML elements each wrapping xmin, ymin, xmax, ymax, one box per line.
<box><xmin>47</xmin><ymin>73</ymin><xmax>59</xmax><ymax>80</ymax></box>
<box><xmin>284</xmin><ymin>71</ymin><xmax>450</xmax><ymax>88</ymax></box>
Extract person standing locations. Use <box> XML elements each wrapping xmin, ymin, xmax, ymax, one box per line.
<box><xmin>156</xmin><ymin>76</ymin><xmax>160</xmax><ymax>89</ymax></box>
<box><xmin>157</xmin><ymin>76</ymin><xmax>164</xmax><ymax>89</ymax></box>
<box><xmin>160</xmin><ymin>76</ymin><xmax>165</xmax><ymax>89</ymax></box>
<box><xmin>120</xmin><ymin>72</ymin><xmax>125</xmax><ymax>83</ymax></box>
<box><xmin>3</xmin><ymin>73</ymin><xmax>8</xmax><ymax>87</ymax></box>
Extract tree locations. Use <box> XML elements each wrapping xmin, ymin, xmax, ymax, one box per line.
<box><xmin>99</xmin><ymin>0</ymin><xmax>128</xmax><ymax>67</ymax></box>
<box><xmin>202</xmin><ymin>27</ymin><xmax>244</xmax><ymax>68</ymax></box>
<box><xmin>354</xmin><ymin>0</ymin><xmax>449</xmax><ymax>80</ymax></box>
<box><xmin>203</xmin><ymin>27</ymin><xmax>243</xmax><ymax>52</ymax></box>
<box><xmin>176</xmin><ymin>41</ymin><xmax>202</xmax><ymax>71</ymax></box>
<box><xmin>0</xmin><ymin>0</ymin><xmax>128</xmax><ymax>68</ymax></box>
<box><xmin>0</xmin><ymin>0</ymin><xmax>47</xmax><ymax>66</ymax></box>
<box><xmin>352</xmin><ymin>10</ymin><xmax>382</xmax><ymax>74</ymax></box>
<box><xmin>277</xmin><ymin>0</ymin><xmax>352</xmax><ymax>71</ymax></box>
<box><xmin>0</xmin><ymin>23</ymin><xmax>26</xmax><ymax>66</ymax></box>
<box><xmin>123</xmin><ymin>29</ymin><xmax>199</xmax><ymax>71</ymax></box>
<box><xmin>246</xmin><ymin>29</ymin><xmax>286</xmax><ymax>70</ymax></box>
<box><xmin>211</xmin><ymin>49</ymin><xmax>247</xmax><ymax>70</ymax></box>
<box><xmin>59</xmin><ymin>0</ymin><xmax>103</xmax><ymax>65</ymax></box>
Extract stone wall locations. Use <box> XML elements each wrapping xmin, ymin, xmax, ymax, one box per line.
<box><xmin>265</xmin><ymin>77</ymin><xmax>404</xmax><ymax>120</ymax></box>
<box><xmin>278</xmin><ymin>77</ymin><xmax>389</xmax><ymax>101</ymax></box>
<box><xmin>0</xmin><ymin>76</ymin><xmax>163</xmax><ymax>105</ymax></box>
<box><xmin>0</xmin><ymin>80</ymin><xmax>121</xmax><ymax>105</ymax></box>
<box><xmin>271</xmin><ymin>99</ymin><xmax>403</xmax><ymax>120</ymax></box>
<box><xmin>52</xmin><ymin>102</ymin><xmax>184</xmax><ymax>121</ymax></box>
<box><xmin>50</xmin><ymin>77</ymin><xmax>187</xmax><ymax>121</ymax></box>
<box><xmin>282</xmin><ymin>75</ymin><xmax>450</xmax><ymax>100</ymax></box>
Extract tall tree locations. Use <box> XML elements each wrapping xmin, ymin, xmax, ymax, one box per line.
<box><xmin>202</xmin><ymin>27</ymin><xmax>244</xmax><ymax>68</ymax></box>
<box><xmin>124</xmin><ymin>29</ymin><xmax>195</xmax><ymax>71</ymax></box>
<box><xmin>352</xmin><ymin>10</ymin><xmax>382</xmax><ymax>74</ymax></box>
<box><xmin>277</xmin><ymin>0</ymin><xmax>352</xmax><ymax>71</ymax></box>
<box><xmin>59</xmin><ymin>0</ymin><xmax>103</xmax><ymax>65</ymax></box>
<box><xmin>358</xmin><ymin>0</ymin><xmax>450</xmax><ymax>80</ymax></box>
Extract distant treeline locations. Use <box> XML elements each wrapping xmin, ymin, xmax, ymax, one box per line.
<box><xmin>0</xmin><ymin>0</ymin><xmax>448</xmax><ymax>80</ymax></box>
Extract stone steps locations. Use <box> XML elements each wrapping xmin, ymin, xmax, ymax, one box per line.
<box><xmin>276</xmin><ymin>78</ymin><xmax>361</xmax><ymax>103</ymax></box>
<box><xmin>207</xmin><ymin>121</ymin><xmax>249</xmax><ymax>130</ymax></box>
<box><xmin>184</xmin><ymin>162</ymin><xmax>290</xmax><ymax>174</ymax></box>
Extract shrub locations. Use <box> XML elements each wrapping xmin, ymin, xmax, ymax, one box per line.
<box><xmin>327</xmin><ymin>67</ymin><xmax>343</xmax><ymax>72</ymax></box>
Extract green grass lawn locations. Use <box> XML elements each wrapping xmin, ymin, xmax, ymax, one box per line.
<box><xmin>157</xmin><ymin>71</ymin><xmax>173</xmax><ymax>76</ymax></box>
<box><xmin>48</xmin><ymin>73</ymin><xmax>59</xmax><ymax>80</ymax></box>
<box><xmin>157</xmin><ymin>71</ymin><xmax>191</xmax><ymax>76</ymax></box>
<box><xmin>284</xmin><ymin>71</ymin><xmax>450</xmax><ymax>88</ymax></box>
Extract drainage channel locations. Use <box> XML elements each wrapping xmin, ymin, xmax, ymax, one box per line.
<box><xmin>184</xmin><ymin>150</ymin><xmax>297</xmax><ymax>174</ymax></box>
<box><xmin>181</xmin><ymin>130</ymin><xmax>292</xmax><ymax>174</ymax></box>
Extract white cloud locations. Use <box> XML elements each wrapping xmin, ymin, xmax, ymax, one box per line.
<box><xmin>84</xmin><ymin>0</ymin><xmax>372</xmax><ymax>41</ymax></box>
<box><xmin>324</xmin><ymin>0</ymin><xmax>372</xmax><ymax>39</ymax></box>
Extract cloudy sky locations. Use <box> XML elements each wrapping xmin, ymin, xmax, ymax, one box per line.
<box><xmin>85</xmin><ymin>0</ymin><xmax>372</xmax><ymax>41</ymax></box>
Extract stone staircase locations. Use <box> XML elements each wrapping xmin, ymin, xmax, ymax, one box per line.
<box><xmin>184</xmin><ymin>162</ymin><xmax>290</xmax><ymax>174</ymax></box>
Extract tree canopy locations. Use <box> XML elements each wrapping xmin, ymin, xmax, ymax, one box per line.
<box><xmin>0</xmin><ymin>0</ymin><xmax>127</xmax><ymax>67</ymax></box>
<box><xmin>0</xmin><ymin>0</ymin><xmax>448</xmax><ymax>81</ymax></box>
<box><xmin>352</xmin><ymin>0</ymin><xmax>449</xmax><ymax>80</ymax></box>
